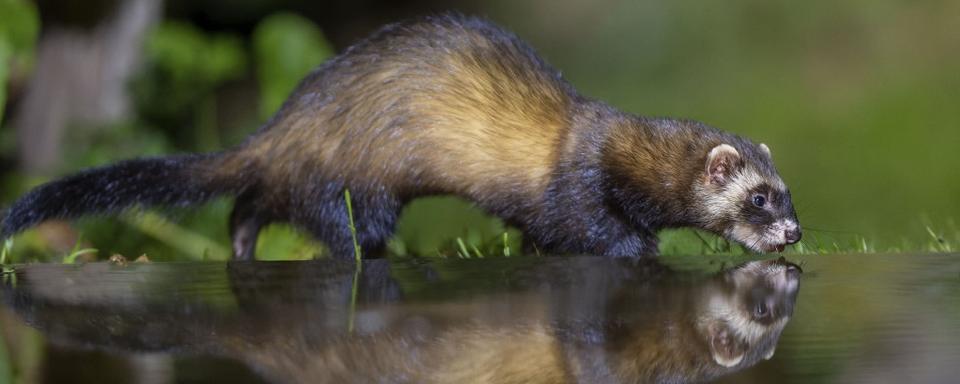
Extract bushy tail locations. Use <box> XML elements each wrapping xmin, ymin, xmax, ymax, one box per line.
<box><xmin>1</xmin><ymin>153</ymin><xmax>246</xmax><ymax>239</ymax></box>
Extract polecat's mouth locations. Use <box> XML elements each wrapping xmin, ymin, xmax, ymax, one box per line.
<box><xmin>766</xmin><ymin>243</ymin><xmax>786</xmax><ymax>253</ymax></box>
<box><xmin>741</xmin><ymin>240</ymin><xmax>785</xmax><ymax>254</ymax></box>
<box><xmin>729</xmin><ymin>224</ymin><xmax>789</xmax><ymax>253</ymax></box>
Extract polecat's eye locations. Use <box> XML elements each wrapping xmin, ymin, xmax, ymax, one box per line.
<box><xmin>754</xmin><ymin>303</ymin><xmax>768</xmax><ymax>318</ymax></box>
<box><xmin>752</xmin><ymin>194</ymin><xmax>766</xmax><ymax>208</ymax></box>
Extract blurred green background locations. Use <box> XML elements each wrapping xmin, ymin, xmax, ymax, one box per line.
<box><xmin>1</xmin><ymin>0</ymin><xmax>958</xmax><ymax>262</ymax></box>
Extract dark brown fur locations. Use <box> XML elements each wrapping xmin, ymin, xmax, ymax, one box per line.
<box><xmin>1</xmin><ymin>14</ymin><xmax>799</xmax><ymax>259</ymax></box>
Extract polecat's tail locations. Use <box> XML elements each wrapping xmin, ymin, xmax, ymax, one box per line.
<box><xmin>1</xmin><ymin>153</ymin><xmax>249</xmax><ymax>239</ymax></box>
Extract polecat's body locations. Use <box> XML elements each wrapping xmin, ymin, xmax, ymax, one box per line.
<box><xmin>1</xmin><ymin>15</ymin><xmax>801</xmax><ymax>259</ymax></box>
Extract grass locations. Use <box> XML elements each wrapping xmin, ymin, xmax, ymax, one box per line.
<box><xmin>121</xmin><ymin>211</ymin><xmax>230</xmax><ymax>260</ymax></box>
<box><xmin>61</xmin><ymin>238</ymin><xmax>97</xmax><ymax>264</ymax></box>
<box><xmin>925</xmin><ymin>226</ymin><xmax>954</xmax><ymax>253</ymax></box>
<box><xmin>0</xmin><ymin>191</ymin><xmax>955</xmax><ymax>264</ymax></box>
<box><xmin>3</xmin><ymin>220</ymin><xmax>956</xmax><ymax>264</ymax></box>
<box><xmin>344</xmin><ymin>189</ymin><xmax>361</xmax><ymax>334</ymax></box>
<box><xmin>655</xmin><ymin>224</ymin><xmax>960</xmax><ymax>257</ymax></box>
<box><xmin>343</xmin><ymin>189</ymin><xmax>362</xmax><ymax>262</ymax></box>
<box><xmin>449</xmin><ymin>231</ymin><xmax>517</xmax><ymax>259</ymax></box>
<box><xmin>1</xmin><ymin>239</ymin><xmax>11</xmax><ymax>266</ymax></box>
<box><xmin>1</xmin><ymin>239</ymin><xmax>14</xmax><ymax>284</ymax></box>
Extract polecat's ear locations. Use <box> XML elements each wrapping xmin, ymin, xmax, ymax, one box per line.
<box><xmin>707</xmin><ymin>321</ymin><xmax>746</xmax><ymax>368</ymax></box>
<box><xmin>706</xmin><ymin>144</ymin><xmax>742</xmax><ymax>185</ymax></box>
<box><xmin>759</xmin><ymin>143</ymin><xmax>771</xmax><ymax>157</ymax></box>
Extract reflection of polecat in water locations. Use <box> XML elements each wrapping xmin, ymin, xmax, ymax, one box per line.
<box><xmin>276</xmin><ymin>258</ymin><xmax>801</xmax><ymax>383</ymax></box>
<box><xmin>0</xmin><ymin>14</ymin><xmax>800</xmax><ymax>259</ymax></box>
<box><xmin>2</xmin><ymin>257</ymin><xmax>800</xmax><ymax>383</ymax></box>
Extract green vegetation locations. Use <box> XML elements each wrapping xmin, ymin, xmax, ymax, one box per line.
<box><xmin>61</xmin><ymin>239</ymin><xmax>97</xmax><ymax>264</ymax></box>
<box><xmin>343</xmin><ymin>189</ymin><xmax>362</xmax><ymax>262</ymax></box>
<box><xmin>120</xmin><ymin>212</ymin><xmax>229</xmax><ymax>260</ymax></box>
<box><xmin>253</xmin><ymin>12</ymin><xmax>334</xmax><ymax>118</ymax></box>
<box><xmin>133</xmin><ymin>21</ymin><xmax>246</xmax><ymax>151</ymax></box>
<box><xmin>1</xmin><ymin>239</ymin><xmax>13</xmax><ymax>283</ymax></box>
<box><xmin>0</xmin><ymin>0</ymin><xmax>38</xmax><ymax>123</ymax></box>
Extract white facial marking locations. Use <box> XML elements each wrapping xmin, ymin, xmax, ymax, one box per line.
<box><xmin>700</xmin><ymin>294</ymin><xmax>790</xmax><ymax>363</ymax></box>
<box><xmin>767</xmin><ymin>220</ymin><xmax>789</xmax><ymax>245</ymax></box>
<box><xmin>699</xmin><ymin>263</ymin><xmax>796</xmax><ymax>368</ymax></box>
<box><xmin>770</xmin><ymin>177</ymin><xmax>787</xmax><ymax>192</ymax></box>
<box><xmin>764</xmin><ymin>345</ymin><xmax>776</xmax><ymax>360</ymax></box>
<box><xmin>701</xmin><ymin>167</ymin><xmax>766</xmax><ymax>222</ymax></box>
<box><xmin>730</xmin><ymin>223</ymin><xmax>762</xmax><ymax>252</ymax></box>
<box><xmin>755</xmin><ymin>219</ymin><xmax>798</xmax><ymax>251</ymax></box>
<box><xmin>713</xmin><ymin>348</ymin><xmax>744</xmax><ymax>368</ymax></box>
<box><xmin>706</xmin><ymin>144</ymin><xmax>741</xmax><ymax>184</ymax></box>
<box><xmin>708</xmin><ymin>144</ymin><xmax>739</xmax><ymax>164</ymax></box>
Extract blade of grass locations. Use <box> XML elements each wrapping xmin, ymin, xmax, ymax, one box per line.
<box><xmin>456</xmin><ymin>237</ymin><xmax>470</xmax><ymax>259</ymax></box>
<box><xmin>0</xmin><ymin>239</ymin><xmax>11</xmax><ymax>265</ymax></box>
<box><xmin>63</xmin><ymin>248</ymin><xmax>97</xmax><ymax>264</ymax></box>
<box><xmin>344</xmin><ymin>189</ymin><xmax>362</xmax><ymax>262</ymax></box>
<box><xmin>344</xmin><ymin>189</ymin><xmax>362</xmax><ymax>334</ymax></box>
<box><xmin>502</xmin><ymin>232</ymin><xmax>511</xmax><ymax>257</ymax></box>
<box><xmin>470</xmin><ymin>244</ymin><xmax>484</xmax><ymax>258</ymax></box>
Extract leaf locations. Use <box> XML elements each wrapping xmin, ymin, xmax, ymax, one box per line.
<box><xmin>0</xmin><ymin>0</ymin><xmax>39</xmax><ymax>52</ymax></box>
<box><xmin>145</xmin><ymin>22</ymin><xmax>246</xmax><ymax>86</ymax></box>
<box><xmin>253</xmin><ymin>12</ymin><xmax>334</xmax><ymax>118</ymax></box>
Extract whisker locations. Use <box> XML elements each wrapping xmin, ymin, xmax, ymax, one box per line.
<box><xmin>748</xmin><ymin>235</ymin><xmax>764</xmax><ymax>253</ymax></box>
<box><xmin>692</xmin><ymin>231</ymin><xmax>719</xmax><ymax>253</ymax></box>
<box><xmin>800</xmin><ymin>226</ymin><xmax>861</xmax><ymax>236</ymax></box>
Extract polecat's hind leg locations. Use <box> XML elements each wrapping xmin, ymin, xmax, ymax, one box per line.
<box><xmin>295</xmin><ymin>187</ymin><xmax>401</xmax><ymax>260</ymax></box>
<box><xmin>601</xmin><ymin>231</ymin><xmax>659</xmax><ymax>258</ymax></box>
<box><xmin>229</xmin><ymin>190</ymin><xmax>269</xmax><ymax>261</ymax></box>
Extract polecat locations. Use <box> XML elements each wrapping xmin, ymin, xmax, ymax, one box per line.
<box><xmin>0</xmin><ymin>14</ymin><xmax>801</xmax><ymax>259</ymax></box>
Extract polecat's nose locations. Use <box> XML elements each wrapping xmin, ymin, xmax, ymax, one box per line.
<box><xmin>784</xmin><ymin>262</ymin><xmax>802</xmax><ymax>279</ymax></box>
<box><xmin>784</xmin><ymin>228</ymin><xmax>801</xmax><ymax>244</ymax></box>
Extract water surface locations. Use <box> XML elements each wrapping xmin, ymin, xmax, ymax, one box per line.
<box><xmin>1</xmin><ymin>253</ymin><xmax>958</xmax><ymax>383</ymax></box>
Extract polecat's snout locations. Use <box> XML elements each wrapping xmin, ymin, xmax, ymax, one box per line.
<box><xmin>756</xmin><ymin>257</ymin><xmax>802</xmax><ymax>298</ymax></box>
<box><xmin>779</xmin><ymin>257</ymin><xmax>802</xmax><ymax>277</ymax></box>
<box><xmin>784</xmin><ymin>228</ymin><xmax>801</xmax><ymax>244</ymax></box>
<box><xmin>764</xmin><ymin>219</ymin><xmax>802</xmax><ymax>253</ymax></box>
<box><xmin>772</xmin><ymin>229</ymin><xmax>801</xmax><ymax>252</ymax></box>
<box><xmin>770</xmin><ymin>229</ymin><xmax>800</xmax><ymax>252</ymax></box>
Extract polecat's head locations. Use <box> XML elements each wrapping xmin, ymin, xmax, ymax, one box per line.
<box><xmin>693</xmin><ymin>142</ymin><xmax>801</xmax><ymax>253</ymax></box>
<box><xmin>698</xmin><ymin>257</ymin><xmax>802</xmax><ymax>368</ymax></box>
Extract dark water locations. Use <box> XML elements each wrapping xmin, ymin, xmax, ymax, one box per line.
<box><xmin>0</xmin><ymin>253</ymin><xmax>957</xmax><ymax>383</ymax></box>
